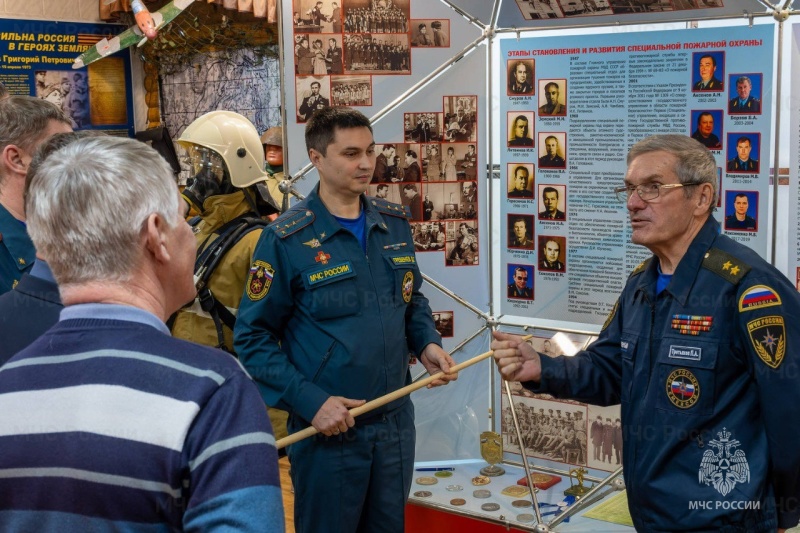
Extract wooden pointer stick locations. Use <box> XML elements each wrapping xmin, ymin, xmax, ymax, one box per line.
<box><xmin>276</xmin><ymin>334</ymin><xmax>533</xmax><ymax>449</ymax></box>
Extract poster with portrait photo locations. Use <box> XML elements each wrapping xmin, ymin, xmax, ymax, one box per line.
<box><xmin>405</xmin><ymin>112</ymin><xmax>443</xmax><ymax>143</ymax></box>
<box><xmin>507</xmin><ymin>111</ymin><xmax>535</xmax><ymax>148</ymax></box>
<box><xmin>507</xmin><ymin>263</ymin><xmax>534</xmax><ymax>300</ymax></box>
<box><xmin>724</xmin><ymin>190</ymin><xmax>759</xmax><ymax>232</ymax></box>
<box><xmin>369</xmin><ymin>182</ymin><xmax>400</xmax><ymax>203</ymax></box>
<box><xmin>421</xmin><ymin>144</ymin><xmax>444</xmax><ymax>182</ymax></box>
<box><xmin>538</xmin><ymin>79</ymin><xmax>566</xmax><ymax>116</ymax></box>
<box><xmin>538</xmin><ymin>184</ymin><xmax>567</xmax><ymax>221</ymax></box>
<box><xmin>34</xmin><ymin>70</ymin><xmax>90</xmax><ymax>129</ymax></box>
<box><xmin>587</xmin><ymin>405</ymin><xmax>623</xmax><ymax>472</ymax></box>
<box><xmin>293</xmin><ymin>0</ymin><xmax>342</xmax><ymax>33</ymax></box>
<box><xmin>691</xmin><ymin>51</ymin><xmax>725</xmax><ymax>92</ymax></box>
<box><xmin>371</xmin><ymin>143</ymin><xmax>401</xmax><ymax>183</ymax></box>
<box><xmin>432</xmin><ymin>311</ymin><xmax>454</xmax><ymax>337</ymax></box>
<box><xmin>726</xmin><ymin>132</ymin><xmax>760</xmax><ymax>173</ymax></box>
<box><xmin>539</xmin><ymin>235</ymin><xmax>566</xmax><ymax>272</ymax></box>
<box><xmin>409</xmin><ymin>19</ymin><xmax>449</xmax><ymax>47</ymax></box>
<box><xmin>538</xmin><ymin>132</ymin><xmax>567</xmax><ymax>169</ymax></box>
<box><xmin>343</xmin><ymin>0</ymin><xmax>410</xmax><ymax>34</ymax></box>
<box><xmin>727</xmin><ymin>73</ymin><xmax>763</xmax><ymax>115</ymax></box>
<box><xmin>400</xmin><ymin>182</ymin><xmax>423</xmax><ymax>221</ymax></box>
<box><xmin>342</xmin><ymin>33</ymin><xmax>410</xmax><ymax>74</ymax></box>
<box><xmin>425</xmin><ymin>182</ymin><xmax>474</xmax><ymax>220</ymax></box>
<box><xmin>689</xmin><ymin>110</ymin><xmax>723</xmax><ymax>150</ymax></box>
<box><xmin>453</xmin><ymin>143</ymin><xmax>478</xmax><ymax>181</ymax></box>
<box><xmin>331</xmin><ymin>75</ymin><xmax>371</xmax><ymax>106</ymax></box>
<box><xmin>507</xmin><ymin>163</ymin><xmax>535</xmax><ymax>199</ymax></box>
<box><xmin>296</xmin><ymin>76</ymin><xmax>331</xmax><ymax>123</ymax></box>
<box><xmin>294</xmin><ymin>34</ymin><xmax>326</xmax><ymax>76</ymax></box>
<box><xmin>507</xmin><ymin>59</ymin><xmax>535</xmax><ymax>96</ymax></box>
<box><xmin>394</xmin><ymin>142</ymin><xmax>422</xmax><ymax>183</ymax></box>
<box><xmin>412</xmin><ymin>221</ymin><xmax>446</xmax><ymax>252</ymax></box>
<box><xmin>443</xmin><ymin>95</ymin><xmax>477</xmax><ymax>143</ymax></box>
<box><xmin>445</xmin><ymin>220</ymin><xmax>479</xmax><ymax>266</ymax></box>
<box><xmin>508</xmin><ymin>214</ymin><xmax>535</xmax><ymax>250</ymax></box>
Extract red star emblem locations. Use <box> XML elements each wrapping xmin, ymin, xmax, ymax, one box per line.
<box><xmin>315</xmin><ymin>251</ymin><xmax>331</xmax><ymax>265</ymax></box>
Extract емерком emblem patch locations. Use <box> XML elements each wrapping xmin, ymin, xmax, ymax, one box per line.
<box><xmin>746</xmin><ymin>315</ymin><xmax>785</xmax><ymax>369</ymax></box>
<box><xmin>665</xmin><ymin>368</ymin><xmax>700</xmax><ymax>409</ymax></box>
<box><xmin>699</xmin><ymin>428</ymin><xmax>750</xmax><ymax>497</ymax></box>
<box><xmin>246</xmin><ymin>260</ymin><xmax>274</xmax><ymax>301</ymax></box>
<box><xmin>402</xmin><ymin>271</ymin><xmax>414</xmax><ymax>303</ymax></box>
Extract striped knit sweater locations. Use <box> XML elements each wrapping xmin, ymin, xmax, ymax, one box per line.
<box><xmin>0</xmin><ymin>314</ymin><xmax>284</xmax><ymax>532</ymax></box>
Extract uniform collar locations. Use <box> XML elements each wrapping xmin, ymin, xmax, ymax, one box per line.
<box><xmin>305</xmin><ymin>184</ymin><xmax>388</xmax><ymax>244</ymax></box>
<box><xmin>0</xmin><ymin>203</ymin><xmax>35</xmax><ymax>272</ymax></box>
<box><xmin>200</xmin><ymin>190</ymin><xmax>256</xmax><ymax>225</ymax></box>
<box><xmin>633</xmin><ymin>216</ymin><xmax>719</xmax><ymax>306</ymax></box>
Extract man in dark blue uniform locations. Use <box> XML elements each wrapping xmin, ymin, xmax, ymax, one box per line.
<box><xmin>234</xmin><ymin>107</ymin><xmax>457</xmax><ymax>533</ymax></box>
<box><xmin>492</xmin><ymin>134</ymin><xmax>800</xmax><ymax>533</ymax></box>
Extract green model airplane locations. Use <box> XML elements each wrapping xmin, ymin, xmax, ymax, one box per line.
<box><xmin>72</xmin><ymin>0</ymin><xmax>195</xmax><ymax>69</ymax></box>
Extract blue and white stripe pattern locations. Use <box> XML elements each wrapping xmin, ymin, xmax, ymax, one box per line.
<box><xmin>0</xmin><ymin>316</ymin><xmax>284</xmax><ymax>532</ymax></box>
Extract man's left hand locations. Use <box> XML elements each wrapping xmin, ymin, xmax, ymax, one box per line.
<box><xmin>420</xmin><ymin>344</ymin><xmax>458</xmax><ymax>388</ymax></box>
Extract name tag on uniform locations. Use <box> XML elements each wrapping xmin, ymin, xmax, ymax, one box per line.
<box><xmin>306</xmin><ymin>261</ymin><xmax>355</xmax><ymax>286</ymax></box>
<box><xmin>390</xmin><ymin>254</ymin><xmax>416</xmax><ymax>266</ymax></box>
<box><xmin>668</xmin><ymin>345</ymin><xmax>702</xmax><ymax>361</ymax></box>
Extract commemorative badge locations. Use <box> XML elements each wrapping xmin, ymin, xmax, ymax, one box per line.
<box><xmin>698</xmin><ymin>428</ymin><xmax>750</xmax><ymax>496</ymax></box>
<box><xmin>314</xmin><ymin>250</ymin><xmax>331</xmax><ymax>265</ymax></box>
<box><xmin>303</xmin><ymin>238</ymin><xmax>321</xmax><ymax>248</ymax></box>
<box><xmin>747</xmin><ymin>315</ymin><xmax>786</xmax><ymax>368</ymax></box>
<box><xmin>739</xmin><ymin>285</ymin><xmax>782</xmax><ymax>312</ymax></box>
<box><xmin>665</xmin><ymin>368</ymin><xmax>700</xmax><ymax>408</ymax></box>
<box><xmin>245</xmin><ymin>260</ymin><xmax>274</xmax><ymax>301</ymax></box>
<box><xmin>480</xmin><ymin>431</ymin><xmax>505</xmax><ymax>476</ymax></box>
<box><xmin>402</xmin><ymin>271</ymin><xmax>414</xmax><ymax>303</ymax></box>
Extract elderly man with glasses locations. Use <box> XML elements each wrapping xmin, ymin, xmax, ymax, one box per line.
<box><xmin>492</xmin><ymin>134</ymin><xmax>800</xmax><ymax>533</ymax></box>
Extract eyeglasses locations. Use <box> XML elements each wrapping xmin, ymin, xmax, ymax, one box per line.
<box><xmin>614</xmin><ymin>181</ymin><xmax>702</xmax><ymax>203</ymax></box>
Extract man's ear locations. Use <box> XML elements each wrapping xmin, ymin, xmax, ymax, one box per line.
<box><xmin>2</xmin><ymin>144</ymin><xmax>28</xmax><ymax>176</ymax></box>
<box><xmin>308</xmin><ymin>148</ymin><xmax>322</xmax><ymax>169</ymax></box>
<box><xmin>695</xmin><ymin>183</ymin><xmax>714</xmax><ymax>214</ymax></box>
<box><xmin>143</xmin><ymin>213</ymin><xmax>170</xmax><ymax>263</ymax></box>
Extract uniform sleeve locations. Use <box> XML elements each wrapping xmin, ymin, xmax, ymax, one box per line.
<box><xmin>736</xmin><ymin>274</ymin><xmax>800</xmax><ymax>529</ymax></box>
<box><xmin>524</xmin><ymin>299</ymin><xmax>623</xmax><ymax>407</ymax></box>
<box><xmin>233</xmin><ymin>229</ymin><xmax>330</xmax><ymax>424</ymax></box>
<box><xmin>400</xmin><ymin>221</ymin><xmax>442</xmax><ymax>354</ymax></box>
<box><xmin>182</xmin><ymin>372</ymin><xmax>283</xmax><ymax>532</ymax></box>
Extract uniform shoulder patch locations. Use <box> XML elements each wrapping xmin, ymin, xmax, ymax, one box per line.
<box><xmin>746</xmin><ymin>315</ymin><xmax>785</xmax><ymax>368</ymax></box>
<box><xmin>601</xmin><ymin>299</ymin><xmax>618</xmax><ymax>331</ymax></box>
<box><xmin>702</xmin><ymin>248</ymin><xmax>751</xmax><ymax>284</ymax></box>
<box><xmin>370</xmin><ymin>197</ymin><xmax>411</xmax><ymax>219</ymax></box>
<box><xmin>739</xmin><ymin>285</ymin><xmax>782</xmax><ymax>313</ymax></box>
<box><xmin>270</xmin><ymin>209</ymin><xmax>315</xmax><ymax>239</ymax></box>
<box><xmin>245</xmin><ymin>260</ymin><xmax>275</xmax><ymax>301</ymax></box>
<box><xmin>629</xmin><ymin>258</ymin><xmax>651</xmax><ymax>278</ymax></box>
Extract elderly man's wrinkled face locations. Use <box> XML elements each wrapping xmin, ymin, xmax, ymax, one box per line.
<box><xmin>544</xmin><ymin>241</ymin><xmax>560</xmax><ymax>262</ymax></box>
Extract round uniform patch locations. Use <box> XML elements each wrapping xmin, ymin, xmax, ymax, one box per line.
<box><xmin>402</xmin><ymin>271</ymin><xmax>414</xmax><ymax>303</ymax></box>
<box><xmin>245</xmin><ymin>260</ymin><xmax>275</xmax><ymax>301</ymax></box>
<box><xmin>665</xmin><ymin>368</ymin><xmax>700</xmax><ymax>409</ymax></box>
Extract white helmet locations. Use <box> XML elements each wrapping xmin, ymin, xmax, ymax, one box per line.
<box><xmin>177</xmin><ymin>110</ymin><xmax>269</xmax><ymax>189</ymax></box>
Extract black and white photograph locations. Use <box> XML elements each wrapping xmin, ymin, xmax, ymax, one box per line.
<box><xmin>410</xmin><ymin>19</ymin><xmax>449</xmax><ymax>47</ymax></box>
<box><xmin>292</xmin><ymin>0</ymin><xmax>342</xmax><ymax>33</ymax></box>
<box><xmin>343</xmin><ymin>0</ymin><xmax>410</xmax><ymax>34</ymax></box>
<box><xmin>443</xmin><ymin>95</ymin><xmax>477</xmax><ymax>143</ymax></box>
<box><xmin>404</xmin><ymin>112</ymin><xmax>443</xmax><ymax>143</ymax></box>
<box><xmin>34</xmin><ymin>70</ymin><xmax>89</xmax><ymax>129</ymax></box>
<box><xmin>331</xmin><ymin>75</ymin><xmax>371</xmax><ymax>106</ymax></box>
<box><xmin>343</xmin><ymin>34</ymin><xmax>410</xmax><ymax>74</ymax></box>
<box><xmin>295</xmin><ymin>76</ymin><xmax>331</xmax><ymax>122</ymax></box>
<box><xmin>412</xmin><ymin>222</ymin><xmax>446</xmax><ymax>251</ymax></box>
<box><xmin>445</xmin><ymin>220</ymin><xmax>479</xmax><ymax>266</ymax></box>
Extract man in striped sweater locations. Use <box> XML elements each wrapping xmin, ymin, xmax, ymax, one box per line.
<box><xmin>0</xmin><ymin>136</ymin><xmax>284</xmax><ymax>531</ymax></box>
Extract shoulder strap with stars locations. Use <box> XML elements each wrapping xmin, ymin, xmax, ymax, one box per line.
<box><xmin>629</xmin><ymin>258</ymin><xmax>652</xmax><ymax>278</ymax></box>
<box><xmin>702</xmin><ymin>248</ymin><xmax>751</xmax><ymax>284</ymax></box>
<box><xmin>369</xmin><ymin>197</ymin><xmax>411</xmax><ymax>219</ymax></box>
<box><xmin>270</xmin><ymin>209</ymin><xmax>315</xmax><ymax>239</ymax></box>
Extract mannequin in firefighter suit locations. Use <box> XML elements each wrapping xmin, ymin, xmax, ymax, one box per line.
<box><xmin>262</xmin><ymin>125</ymin><xmax>288</xmax><ymax>215</ymax></box>
<box><xmin>170</xmin><ymin>111</ymin><xmax>288</xmax><ymax>441</ymax></box>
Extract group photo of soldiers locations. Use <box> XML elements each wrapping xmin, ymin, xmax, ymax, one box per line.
<box><xmin>331</xmin><ymin>76</ymin><xmax>372</xmax><ymax>106</ymax></box>
<box><xmin>342</xmin><ymin>34</ymin><xmax>411</xmax><ymax>73</ymax></box>
<box><xmin>343</xmin><ymin>0</ymin><xmax>409</xmax><ymax>33</ymax></box>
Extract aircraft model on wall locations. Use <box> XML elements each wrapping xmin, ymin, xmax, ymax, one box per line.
<box><xmin>72</xmin><ymin>0</ymin><xmax>195</xmax><ymax>69</ymax></box>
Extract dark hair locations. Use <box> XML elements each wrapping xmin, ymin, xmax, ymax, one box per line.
<box><xmin>696</xmin><ymin>111</ymin><xmax>714</xmax><ymax>126</ymax></box>
<box><xmin>514</xmin><ymin>266</ymin><xmax>527</xmax><ymax>276</ymax></box>
<box><xmin>514</xmin><ymin>165</ymin><xmax>529</xmax><ymax>181</ymax></box>
<box><xmin>305</xmin><ymin>107</ymin><xmax>372</xmax><ymax>156</ymax></box>
<box><xmin>699</xmin><ymin>54</ymin><xmax>716</xmax><ymax>67</ymax></box>
<box><xmin>512</xmin><ymin>115</ymin><xmax>528</xmax><ymax>137</ymax></box>
<box><xmin>735</xmin><ymin>136</ymin><xmax>751</xmax><ymax>147</ymax></box>
<box><xmin>544</xmin><ymin>81</ymin><xmax>559</xmax><ymax>91</ymax></box>
<box><xmin>542</xmin><ymin>186</ymin><xmax>558</xmax><ymax>198</ymax></box>
<box><xmin>406</xmin><ymin>149</ymin><xmax>418</xmax><ymax>159</ymax></box>
<box><xmin>403</xmin><ymin>183</ymin><xmax>418</xmax><ymax>192</ymax></box>
<box><xmin>512</xmin><ymin>217</ymin><xmax>527</xmax><ymax>228</ymax></box>
<box><xmin>381</xmin><ymin>143</ymin><xmax>395</xmax><ymax>151</ymax></box>
<box><xmin>377</xmin><ymin>184</ymin><xmax>389</xmax><ymax>191</ymax></box>
<box><xmin>734</xmin><ymin>193</ymin><xmax>748</xmax><ymax>201</ymax></box>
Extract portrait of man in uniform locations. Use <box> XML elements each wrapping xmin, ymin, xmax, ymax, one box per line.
<box><xmin>296</xmin><ymin>77</ymin><xmax>331</xmax><ymax>122</ymax></box>
<box><xmin>692</xmin><ymin>52</ymin><xmax>724</xmax><ymax>92</ymax></box>
<box><xmin>724</xmin><ymin>191</ymin><xmax>758</xmax><ymax>232</ymax></box>
<box><xmin>728</xmin><ymin>74</ymin><xmax>762</xmax><ymax>114</ymax></box>
<box><xmin>507</xmin><ymin>164</ymin><xmax>534</xmax><ymax>199</ymax></box>
<box><xmin>539</xmin><ymin>236</ymin><xmax>566</xmax><ymax>272</ymax></box>
<box><xmin>507</xmin><ymin>60</ymin><xmax>535</xmax><ymax>95</ymax></box>
<box><xmin>508</xmin><ymin>215</ymin><xmax>535</xmax><ymax>250</ymax></box>
<box><xmin>507</xmin><ymin>264</ymin><xmax>533</xmax><ymax>300</ymax></box>
<box><xmin>538</xmin><ymin>80</ymin><xmax>566</xmax><ymax>116</ymax></box>
<box><xmin>538</xmin><ymin>133</ymin><xmax>566</xmax><ymax>168</ymax></box>
<box><xmin>726</xmin><ymin>134</ymin><xmax>760</xmax><ymax>173</ymax></box>
<box><xmin>507</xmin><ymin>112</ymin><xmax>534</xmax><ymax>148</ymax></box>
<box><xmin>538</xmin><ymin>185</ymin><xmax>566</xmax><ymax>221</ymax></box>
<box><xmin>690</xmin><ymin>111</ymin><xmax>722</xmax><ymax>150</ymax></box>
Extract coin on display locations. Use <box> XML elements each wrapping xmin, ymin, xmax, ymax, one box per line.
<box><xmin>413</xmin><ymin>491</ymin><xmax>432</xmax><ymax>498</ymax></box>
<box><xmin>435</xmin><ymin>470</ymin><xmax>453</xmax><ymax>478</ymax></box>
<box><xmin>473</xmin><ymin>489</ymin><xmax>491</xmax><ymax>498</ymax></box>
<box><xmin>501</xmin><ymin>485</ymin><xmax>530</xmax><ymax>498</ymax></box>
<box><xmin>471</xmin><ymin>475</ymin><xmax>491</xmax><ymax>486</ymax></box>
<box><xmin>517</xmin><ymin>513</ymin><xmax>535</xmax><ymax>523</ymax></box>
<box><xmin>512</xmin><ymin>499</ymin><xmax>532</xmax><ymax>508</ymax></box>
<box><xmin>450</xmin><ymin>498</ymin><xmax>467</xmax><ymax>506</ymax></box>
<box><xmin>416</xmin><ymin>476</ymin><xmax>438</xmax><ymax>485</ymax></box>
<box><xmin>446</xmin><ymin>484</ymin><xmax>463</xmax><ymax>492</ymax></box>
<box><xmin>481</xmin><ymin>503</ymin><xmax>501</xmax><ymax>512</ymax></box>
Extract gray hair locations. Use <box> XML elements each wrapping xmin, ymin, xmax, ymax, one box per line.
<box><xmin>26</xmin><ymin>136</ymin><xmax>179</xmax><ymax>287</ymax></box>
<box><xmin>627</xmin><ymin>134</ymin><xmax>718</xmax><ymax>212</ymax></box>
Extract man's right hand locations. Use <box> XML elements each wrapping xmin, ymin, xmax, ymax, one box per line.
<box><xmin>491</xmin><ymin>331</ymin><xmax>542</xmax><ymax>383</ymax></box>
<box><xmin>312</xmin><ymin>396</ymin><xmax>366</xmax><ymax>436</ymax></box>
